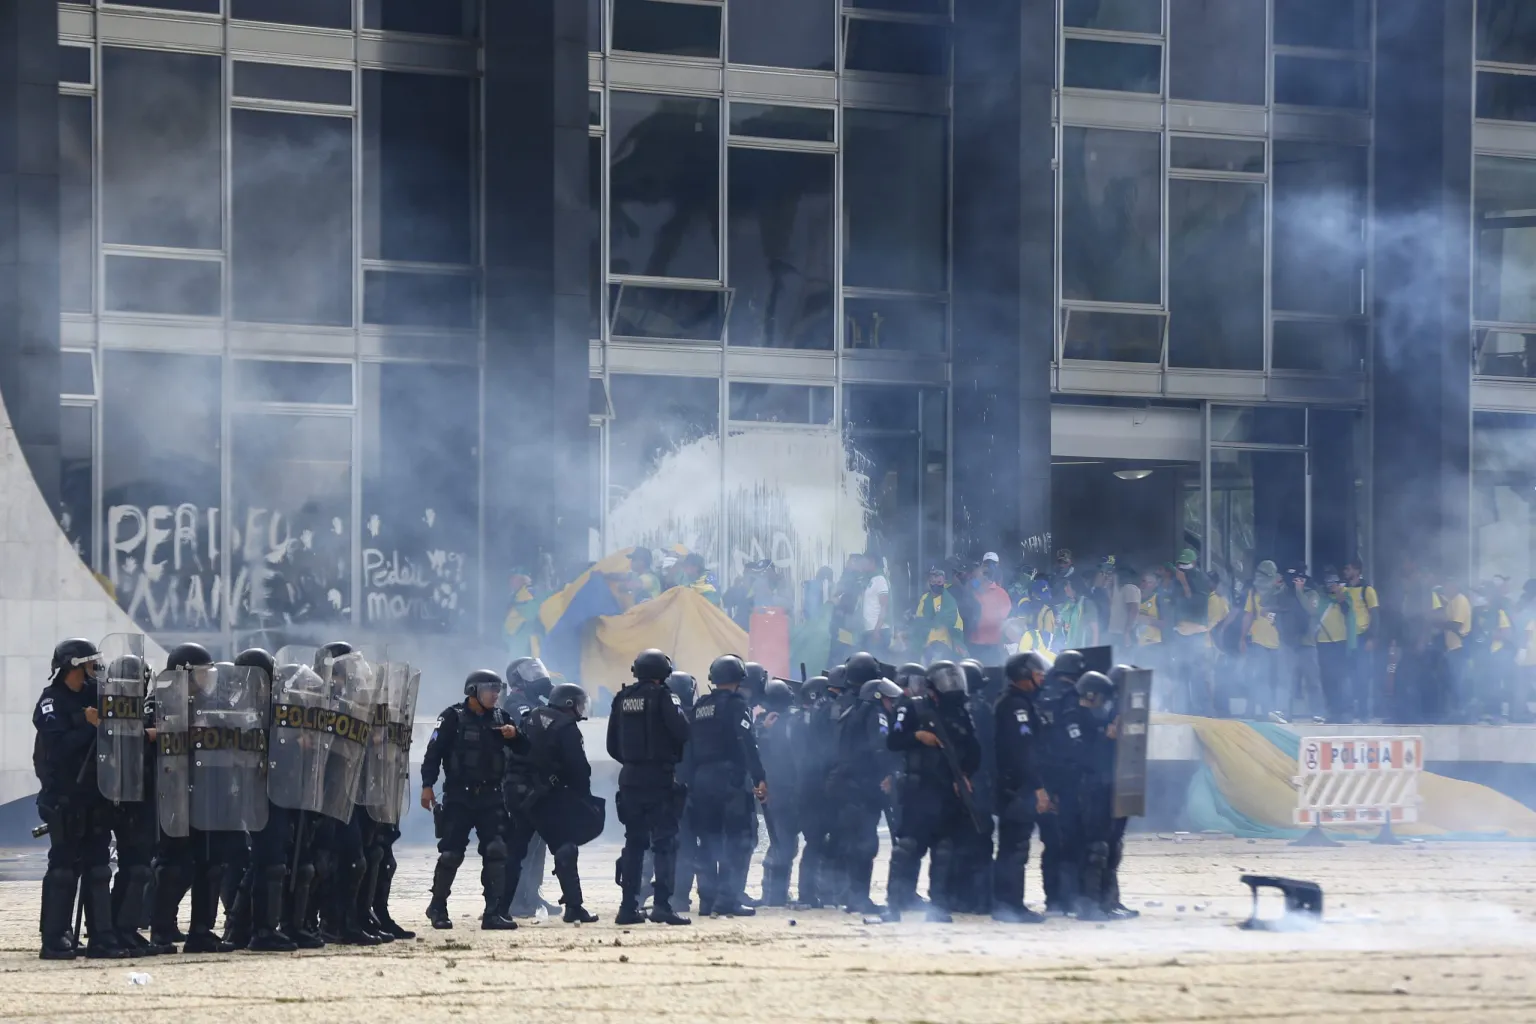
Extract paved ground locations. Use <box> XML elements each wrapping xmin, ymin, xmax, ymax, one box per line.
<box><xmin>0</xmin><ymin>835</ymin><xmax>1534</xmax><ymax>1023</ymax></box>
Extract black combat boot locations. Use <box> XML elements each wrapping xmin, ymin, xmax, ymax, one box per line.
<box><xmin>82</xmin><ymin>867</ymin><xmax>132</xmax><ymax>959</ymax></box>
<box><xmin>288</xmin><ymin>863</ymin><xmax>325</xmax><ymax>949</ymax></box>
<box><xmin>372</xmin><ymin>856</ymin><xmax>415</xmax><ymax>939</ymax></box>
<box><xmin>553</xmin><ymin>846</ymin><xmax>598</xmax><ymax>923</ymax></box>
<box><xmin>113</xmin><ymin>865</ymin><xmax>162</xmax><ymax>956</ymax></box>
<box><xmin>356</xmin><ymin>848</ymin><xmax>392</xmax><ymax>943</ymax></box>
<box><xmin>249</xmin><ymin>866</ymin><xmax>298</xmax><ymax>952</ymax></box>
<box><xmin>427</xmin><ymin>851</ymin><xmax>462</xmax><ymax>929</ymax></box>
<box><xmin>39</xmin><ymin>868</ymin><xmax>79</xmax><ymax>961</ymax></box>
<box><xmin>182</xmin><ymin>865</ymin><xmax>235</xmax><ymax>953</ymax></box>
<box><xmin>149</xmin><ymin>862</ymin><xmax>188</xmax><ymax>950</ymax></box>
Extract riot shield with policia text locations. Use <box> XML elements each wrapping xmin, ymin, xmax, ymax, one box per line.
<box><xmin>362</xmin><ymin>661</ymin><xmax>420</xmax><ymax>826</ymax></box>
<box><xmin>1111</xmin><ymin>666</ymin><xmax>1153</xmax><ymax>819</ymax></box>
<box><xmin>318</xmin><ymin>651</ymin><xmax>380</xmax><ymax>822</ymax></box>
<box><xmin>189</xmin><ymin>663</ymin><xmax>270</xmax><ymax>832</ymax></box>
<box><xmin>268</xmin><ymin>662</ymin><xmax>331</xmax><ymax>814</ymax></box>
<box><xmin>97</xmin><ymin>633</ymin><xmax>150</xmax><ymax>805</ymax></box>
<box><xmin>153</xmin><ymin>667</ymin><xmax>193</xmax><ymax>838</ymax></box>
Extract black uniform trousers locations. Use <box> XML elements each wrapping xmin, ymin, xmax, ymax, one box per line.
<box><xmin>828</xmin><ymin>781</ymin><xmax>882</xmax><ymax>908</ymax></box>
<box><xmin>1057</xmin><ymin>775</ymin><xmax>1115</xmax><ymax>914</ymax></box>
<box><xmin>992</xmin><ymin>788</ymin><xmax>1039</xmax><ymax>913</ymax></box>
<box><xmin>616</xmin><ymin>783</ymin><xmax>685</xmax><ymax>909</ymax></box>
<box><xmin>687</xmin><ymin>771</ymin><xmax>756</xmax><ymax>910</ymax></box>
<box><xmin>430</xmin><ymin>786</ymin><xmax>508</xmax><ymax>911</ymax></box>
<box><xmin>499</xmin><ymin>793</ymin><xmax>588</xmax><ymax>911</ymax></box>
<box><xmin>887</xmin><ymin>782</ymin><xmax>964</xmax><ymax>911</ymax></box>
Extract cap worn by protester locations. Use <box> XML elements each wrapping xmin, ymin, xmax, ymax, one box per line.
<box><xmin>1176</xmin><ymin>548</ymin><xmax>1197</xmax><ymax>570</ymax></box>
<box><xmin>982</xmin><ymin>552</ymin><xmax>1000</xmax><ymax>564</ymax></box>
<box><xmin>1255</xmin><ymin>559</ymin><xmax>1278</xmax><ymax>579</ymax></box>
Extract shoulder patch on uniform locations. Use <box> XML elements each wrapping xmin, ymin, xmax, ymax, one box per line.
<box><xmin>740</xmin><ymin>715</ymin><xmax>751</xmax><ymax>730</ymax></box>
<box><xmin>671</xmin><ymin>693</ymin><xmax>682</xmax><ymax>706</ymax></box>
<box><xmin>1014</xmin><ymin>709</ymin><xmax>1028</xmax><ymax>723</ymax></box>
<box><xmin>39</xmin><ymin>698</ymin><xmax>55</xmax><ymax>716</ymax></box>
<box><xmin>877</xmin><ymin>712</ymin><xmax>889</xmax><ymax>735</ymax></box>
<box><xmin>1067</xmin><ymin>723</ymin><xmax>1081</xmax><ymax>740</ymax></box>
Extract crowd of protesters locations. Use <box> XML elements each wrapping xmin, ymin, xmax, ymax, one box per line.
<box><xmin>510</xmin><ymin>542</ymin><xmax>1535</xmax><ymax>726</ymax></box>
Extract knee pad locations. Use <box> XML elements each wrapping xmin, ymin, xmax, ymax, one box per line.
<box><xmin>482</xmin><ymin>839</ymin><xmax>508</xmax><ymax>864</ymax></box>
<box><xmin>1087</xmin><ymin>841</ymin><xmax>1109</xmax><ymax>867</ymax></box>
<box><xmin>262</xmin><ymin>864</ymin><xmax>287</xmax><ymax>887</ymax></box>
<box><xmin>85</xmin><ymin>864</ymin><xmax>113</xmax><ymax>886</ymax></box>
<box><xmin>437</xmin><ymin>851</ymin><xmax>466</xmax><ymax>872</ymax></box>
<box><xmin>124</xmin><ymin>864</ymin><xmax>152</xmax><ymax>890</ymax></box>
<box><xmin>552</xmin><ymin>844</ymin><xmax>579</xmax><ymax>873</ymax></box>
<box><xmin>293</xmin><ymin>863</ymin><xmax>316</xmax><ymax>888</ymax></box>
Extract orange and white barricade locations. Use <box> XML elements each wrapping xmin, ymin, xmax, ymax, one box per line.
<box><xmin>1293</xmin><ymin>735</ymin><xmax>1424</xmax><ymax>827</ymax></box>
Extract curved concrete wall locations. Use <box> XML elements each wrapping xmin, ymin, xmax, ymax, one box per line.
<box><xmin>0</xmin><ymin>392</ymin><xmax>164</xmax><ymax>805</ymax></box>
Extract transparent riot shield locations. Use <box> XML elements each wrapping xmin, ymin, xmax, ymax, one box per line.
<box><xmin>319</xmin><ymin>652</ymin><xmax>380</xmax><ymax>822</ymax></box>
<box><xmin>363</xmin><ymin>663</ymin><xmax>420</xmax><ymax>825</ymax></box>
<box><xmin>268</xmin><ymin>663</ymin><xmax>331</xmax><ymax>814</ymax></box>
<box><xmin>189</xmin><ymin>664</ymin><xmax>271</xmax><ymax>833</ymax></box>
<box><xmin>154</xmin><ymin>668</ymin><xmax>192</xmax><ymax>839</ymax></box>
<box><xmin>97</xmin><ymin>633</ymin><xmax>149</xmax><ymax>805</ymax></box>
<box><xmin>1112</xmin><ymin>668</ymin><xmax>1154</xmax><ymax>819</ymax></box>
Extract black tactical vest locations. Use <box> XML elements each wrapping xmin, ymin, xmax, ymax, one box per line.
<box><xmin>447</xmin><ymin>703</ymin><xmax>506</xmax><ymax>788</ymax></box>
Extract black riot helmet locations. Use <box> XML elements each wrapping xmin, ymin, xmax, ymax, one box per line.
<box><xmin>959</xmin><ymin>659</ymin><xmax>986</xmax><ymax>694</ymax></box>
<box><xmin>802</xmin><ymin>675</ymin><xmax>829</xmax><ymax>703</ymax></box>
<box><xmin>763</xmin><ymin>678</ymin><xmax>793</xmax><ymax>712</ymax></box>
<box><xmin>317</xmin><ymin>640</ymin><xmax>355</xmax><ymax>669</ymax></box>
<box><xmin>894</xmin><ymin>662</ymin><xmax>927</xmax><ymax>696</ymax></box>
<box><xmin>547</xmin><ymin>682</ymin><xmax>591</xmax><ymax>720</ymax></box>
<box><xmin>1051</xmin><ymin>649</ymin><xmax>1087</xmax><ymax>682</ymax></box>
<box><xmin>1108</xmin><ymin>664</ymin><xmax>1133</xmax><ymax>687</ymax></box>
<box><xmin>166</xmin><ymin>642</ymin><xmax>214</xmax><ymax>671</ymax></box>
<box><xmin>926</xmin><ymin>660</ymin><xmax>966</xmax><ymax>695</ymax></box>
<box><xmin>824</xmin><ymin>665</ymin><xmax>848</xmax><ymax>693</ymax></box>
<box><xmin>743</xmin><ymin>662</ymin><xmax>769</xmax><ymax>701</ymax></box>
<box><xmin>708</xmin><ymin>655</ymin><xmax>747</xmax><ymax>688</ymax></box>
<box><xmin>50</xmin><ymin>638</ymin><xmax>101</xmax><ymax>684</ymax></box>
<box><xmin>234</xmin><ymin>647</ymin><xmax>276</xmax><ymax>679</ymax></box>
<box><xmin>844</xmin><ymin>652</ymin><xmax>882</xmax><ymax>687</ymax></box>
<box><xmin>860</xmin><ymin>678</ymin><xmax>902</xmax><ymax>702</ymax></box>
<box><xmin>1005</xmin><ymin>650</ymin><xmax>1049</xmax><ymax>685</ymax></box>
<box><xmin>107</xmin><ymin>654</ymin><xmax>148</xmax><ymax>688</ymax></box>
<box><xmin>1075</xmin><ymin>670</ymin><xmax>1117</xmax><ymax>723</ymax></box>
<box><xmin>666</xmin><ymin>671</ymin><xmax>697</xmax><ymax>705</ymax></box>
<box><xmin>632</xmin><ymin>648</ymin><xmax>674</xmax><ymax>683</ymax></box>
<box><xmin>463</xmin><ymin>668</ymin><xmax>504</xmax><ymax>703</ymax></box>
<box><xmin>507</xmin><ymin>657</ymin><xmax>554</xmax><ymax>702</ymax></box>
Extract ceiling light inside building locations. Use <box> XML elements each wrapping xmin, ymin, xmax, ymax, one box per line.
<box><xmin>1114</xmin><ymin>469</ymin><xmax>1154</xmax><ymax>481</ymax></box>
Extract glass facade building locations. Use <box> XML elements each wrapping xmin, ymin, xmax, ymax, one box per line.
<box><xmin>0</xmin><ymin>0</ymin><xmax>1519</xmax><ymax>652</ymax></box>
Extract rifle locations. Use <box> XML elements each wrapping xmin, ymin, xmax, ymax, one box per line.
<box><xmin>923</xmin><ymin>701</ymin><xmax>988</xmax><ymax>833</ymax></box>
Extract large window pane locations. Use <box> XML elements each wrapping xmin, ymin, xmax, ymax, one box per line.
<box><xmin>1274</xmin><ymin>55</ymin><xmax>1367</xmax><ymax>109</ymax></box>
<box><xmin>1476</xmin><ymin>156</ymin><xmax>1536</xmax><ymax>326</ymax></box>
<box><xmin>1062</xmin><ymin>127</ymin><xmax>1161</xmax><ymax>305</ymax></box>
<box><xmin>102</xmin><ymin>352</ymin><xmax>222</xmax><ymax>632</ymax></box>
<box><xmin>607</xmin><ymin>374</ymin><xmax>721</xmax><ymax>561</ymax></box>
<box><xmin>1168</xmin><ymin>179</ymin><xmax>1264</xmax><ymax>370</ymax></box>
<box><xmin>611</xmin><ymin>285</ymin><xmax>728</xmax><ymax>341</ymax></box>
<box><xmin>730</xmin><ymin>103</ymin><xmax>836</xmax><ymax>143</ymax></box>
<box><xmin>1479</xmin><ymin>71</ymin><xmax>1536</xmax><ymax>123</ymax></box>
<box><xmin>590</xmin><ymin>0</ymin><xmax>602</xmax><ymax>52</ymax></box>
<box><xmin>727</xmin><ymin>148</ymin><xmax>834</xmax><ymax>349</ymax></box>
<box><xmin>1478</xmin><ymin>0</ymin><xmax>1536</xmax><ymax>66</ymax></box>
<box><xmin>364</xmin><ymin>0</ymin><xmax>476</xmax><ymax>36</ymax></box>
<box><xmin>844</xmin><ymin>296</ymin><xmax>945</xmax><ymax>353</ymax></box>
<box><xmin>1170</xmin><ymin>136</ymin><xmax>1264</xmax><ymax>173</ymax></box>
<box><xmin>233</xmin><ymin>110</ymin><xmax>354</xmax><ymax>326</ymax></box>
<box><xmin>1273</xmin><ymin>319</ymin><xmax>1366</xmax><ymax>375</ymax></box>
<box><xmin>362</xmin><ymin>362</ymin><xmax>478</xmax><ymax>630</ymax></box>
<box><xmin>1064</xmin><ymin>0</ymin><xmax>1160</xmax><ymax>33</ymax></box>
<box><xmin>590</xmin><ymin>134</ymin><xmax>602</xmax><ymax>338</ymax></box>
<box><xmin>612</xmin><ymin>0</ymin><xmax>721</xmax><ymax>59</ymax></box>
<box><xmin>60</xmin><ymin>405</ymin><xmax>94</xmax><ymax>566</ymax></box>
<box><xmin>1273</xmin><ymin>143</ymin><xmax>1366</xmax><ymax>316</ymax></box>
<box><xmin>1169</xmin><ymin>0</ymin><xmax>1266</xmax><ymax>105</ymax></box>
<box><xmin>233</xmin><ymin>62</ymin><xmax>353</xmax><ymax>106</ymax></box>
<box><xmin>1477</xmin><ymin>328</ymin><xmax>1536</xmax><ymax>378</ymax></box>
<box><xmin>1063</xmin><ymin>39</ymin><xmax>1161</xmax><ymax>94</ymax></box>
<box><xmin>231</xmin><ymin>414</ymin><xmax>353</xmax><ymax>630</ymax></box>
<box><xmin>233</xmin><ymin>360</ymin><xmax>353</xmax><ymax>405</ymax></box>
<box><xmin>844</xmin><ymin>110</ymin><xmax>946</xmax><ymax>293</ymax></box>
<box><xmin>844</xmin><ymin>19</ymin><xmax>948</xmax><ymax>77</ymax></box>
<box><xmin>609</xmin><ymin>93</ymin><xmax>720</xmax><ymax>280</ymax></box>
<box><xmin>101</xmin><ymin>48</ymin><xmax>222</xmax><ymax>250</ymax></box>
<box><xmin>60</xmin><ymin>95</ymin><xmax>93</xmax><ymax>315</ymax></box>
<box><xmin>728</xmin><ymin>0</ymin><xmax>835</xmax><ymax>71</ymax></box>
<box><xmin>1273</xmin><ymin>0</ymin><xmax>1368</xmax><ymax>50</ymax></box>
<box><xmin>232</xmin><ymin>0</ymin><xmax>351</xmax><ymax>28</ymax></box>
<box><xmin>1061</xmin><ymin>308</ymin><xmax>1165</xmax><ymax>362</ymax></box>
<box><xmin>363</xmin><ymin>271</ymin><xmax>476</xmax><ymax>329</ymax></box>
<box><xmin>728</xmin><ymin>382</ymin><xmax>833</xmax><ymax>424</ymax></box>
<box><xmin>105</xmin><ymin>0</ymin><xmax>219</xmax><ymax>12</ymax></box>
<box><xmin>363</xmin><ymin>71</ymin><xmax>474</xmax><ymax>264</ymax></box>
<box><xmin>104</xmin><ymin>256</ymin><xmax>222</xmax><ymax>317</ymax></box>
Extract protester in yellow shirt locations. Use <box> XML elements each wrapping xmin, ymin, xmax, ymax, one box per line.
<box><xmin>1241</xmin><ymin>560</ymin><xmax>1287</xmax><ymax>720</ymax></box>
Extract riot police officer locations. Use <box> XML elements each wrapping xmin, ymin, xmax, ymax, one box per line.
<box><xmin>420</xmin><ymin>669</ymin><xmax>519</xmax><ymax>930</ymax></box>
<box><xmin>1101</xmin><ymin>666</ymin><xmax>1140</xmax><ymax>921</ymax></box>
<box><xmin>499</xmin><ymin>683</ymin><xmax>603</xmax><ymax>924</ymax></box>
<box><xmin>793</xmin><ymin>674</ymin><xmax>834</xmax><ymax>907</ymax></box>
<box><xmin>953</xmin><ymin>659</ymin><xmax>995</xmax><ymax>914</ymax></box>
<box><xmin>606</xmin><ymin>649</ymin><xmax>691</xmax><ymax>925</ymax></box>
<box><xmin>756</xmin><ymin>678</ymin><xmax>801</xmax><ymax>907</ymax></box>
<box><xmin>1059</xmin><ymin>671</ymin><xmax>1118</xmax><ymax>921</ymax></box>
<box><xmin>227</xmin><ymin>647</ymin><xmax>299</xmax><ymax>952</ymax></box>
<box><xmin>150</xmin><ymin>642</ymin><xmax>253</xmax><ymax>955</ymax></box>
<box><xmin>827</xmin><ymin>676</ymin><xmax>901</xmax><ymax>915</ymax></box>
<box><xmin>502</xmin><ymin>657</ymin><xmax>556</xmax><ymax>918</ymax></box>
<box><xmin>34</xmin><ymin>638</ymin><xmax>129</xmax><ymax>960</ymax></box>
<box><xmin>1034</xmin><ymin>649</ymin><xmax>1087</xmax><ymax>914</ymax></box>
<box><xmin>884</xmin><ymin>663</ymin><xmax>978</xmax><ymax>922</ymax></box>
<box><xmin>992</xmin><ymin>651</ymin><xmax>1049</xmax><ymax>923</ymax></box>
<box><xmin>688</xmin><ymin>656</ymin><xmax>768</xmax><ymax>917</ymax></box>
<box><xmin>98</xmin><ymin>646</ymin><xmax>166</xmax><ymax>957</ymax></box>
<box><xmin>648</xmin><ymin>670</ymin><xmax>699</xmax><ymax>911</ymax></box>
